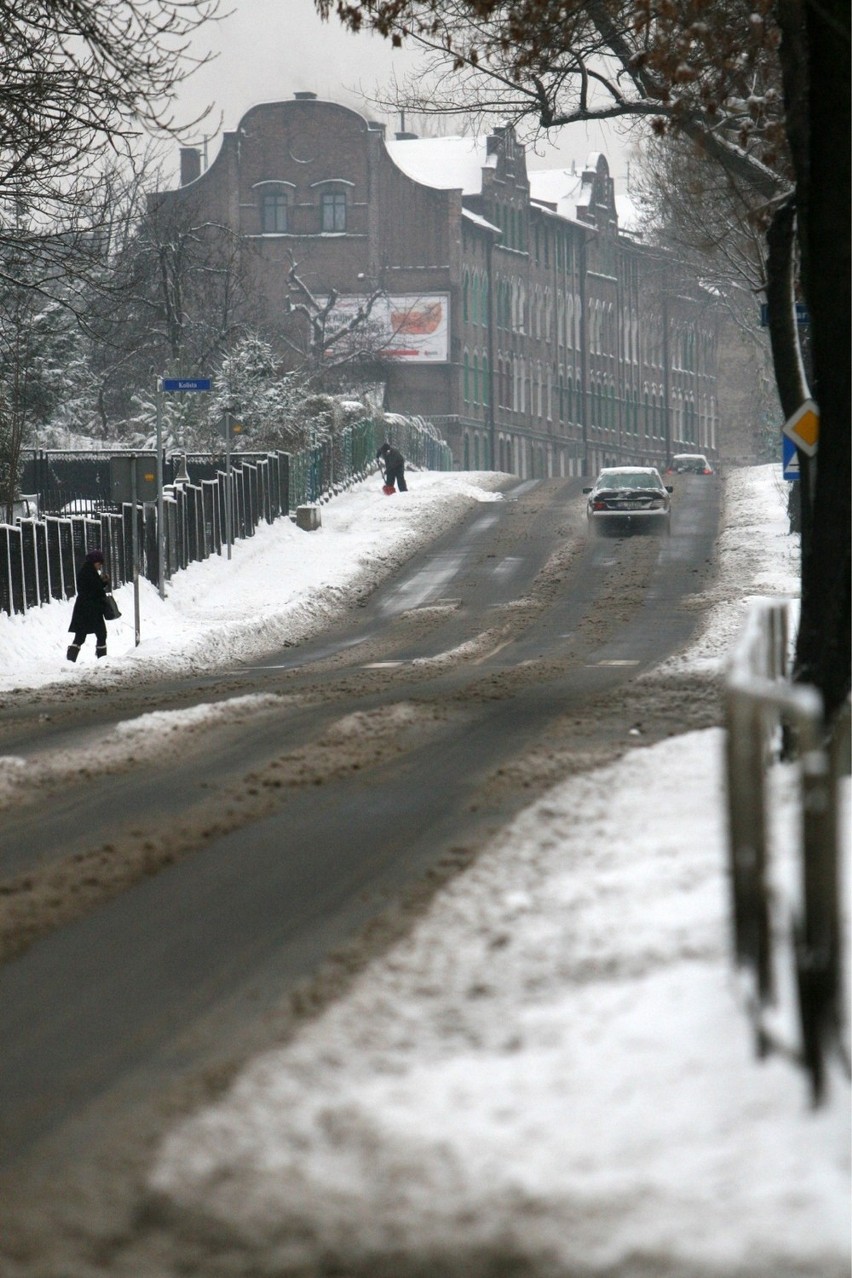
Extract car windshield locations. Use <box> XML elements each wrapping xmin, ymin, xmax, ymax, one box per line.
<box><xmin>595</xmin><ymin>472</ymin><xmax>660</xmax><ymax>490</ymax></box>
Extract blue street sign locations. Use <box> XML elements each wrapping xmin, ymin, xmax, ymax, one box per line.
<box><xmin>782</xmin><ymin>433</ymin><xmax>800</xmax><ymax>481</ymax></box>
<box><xmin>760</xmin><ymin>302</ymin><xmax>809</xmax><ymax>327</ymax></box>
<box><xmin>160</xmin><ymin>377</ymin><xmax>212</xmax><ymax>392</ymax></box>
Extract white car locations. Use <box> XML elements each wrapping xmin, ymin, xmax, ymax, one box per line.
<box><xmin>583</xmin><ymin>466</ymin><xmax>673</xmax><ymax>536</ymax></box>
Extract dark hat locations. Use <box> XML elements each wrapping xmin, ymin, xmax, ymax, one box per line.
<box><xmin>86</xmin><ymin>548</ymin><xmax>105</xmax><ymax>564</ymax></box>
<box><xmin>377</xmin><ymin>442</ymin><xmax>390</xmax><ymax>455</ymax></box>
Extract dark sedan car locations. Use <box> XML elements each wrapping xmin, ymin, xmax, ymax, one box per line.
<box><xmin>583</xmin><ymin>467</ymin><xmax>673</xmax><ymax>535</ymax></box>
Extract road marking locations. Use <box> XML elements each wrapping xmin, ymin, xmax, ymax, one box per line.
<box><xmin>585</xmin><ymin>659</ymin><xmax>641</xmax><ymax>667</ymax></box>
<box><xmin>491</xmin><ymin>556</ymin><xmax>524</xmax><ymax>578</ymax></box>
<box><xmin>363</xmin><ymin>661</ymin><xmax>406</xmax><ymax>668</ymax></box>
<box><xmin>473</xmin><ymin>639</ymin><xmax>515</xmax><ymax>664</ymax></box>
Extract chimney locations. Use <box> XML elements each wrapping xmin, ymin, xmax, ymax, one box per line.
<box><xmin>179</xmin><ymin>147</ymin><xmax>201</xmax><ymax>186</ymax></box>
<box><xmin>395</xmin><ymin>131</ymin><xmax>418</xmax><ymax>141</ymax></box>
<box><xmin>293</xmin><ymin>91</ymin><xmax>317</xmax><ymax>100</ymax></box>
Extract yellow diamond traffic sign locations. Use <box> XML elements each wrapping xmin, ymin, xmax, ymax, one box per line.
<box><xmin>782</xmin><ymin>399</ymin><xmax>820</xmax><ymax>456</ymax></box>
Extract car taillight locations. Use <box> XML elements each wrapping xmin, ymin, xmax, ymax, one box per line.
<box><xmin>703</xmin><ymin>467</ymin><xmax>713</xmax><ymax>475</ymax></box>
<box><xmin>592</xmin><ymin>500</ymin><xmax>607</xmax><ymax>510</ymax></box>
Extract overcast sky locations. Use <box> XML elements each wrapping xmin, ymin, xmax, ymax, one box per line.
<box><xmin>170</xmin><ymin>0</ymin><xmax>633</xmax><ymax>184</ymax></box>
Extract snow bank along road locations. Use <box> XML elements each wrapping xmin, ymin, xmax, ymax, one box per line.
<box><xmin>0</xmin><ymin>473</ymin><xmax>723</xmax><ymax>1270</ymax></box>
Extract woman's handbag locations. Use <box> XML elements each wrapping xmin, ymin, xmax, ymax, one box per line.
<box><xmin>103</xmin><ymin>593</ymin><xmax>122</xmax><ymax>620</ymax></box>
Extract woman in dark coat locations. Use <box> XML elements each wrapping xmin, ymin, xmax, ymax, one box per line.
<box><xmin>67</xmin><ymin>548</ymin><xmax>110</xmax><ymax>661</ymax></box>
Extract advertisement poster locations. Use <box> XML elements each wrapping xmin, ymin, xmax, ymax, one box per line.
<box><xmin>320</xmin><ymin>294</ymin><xmax>449</xmax><ymax>363</ymax></box>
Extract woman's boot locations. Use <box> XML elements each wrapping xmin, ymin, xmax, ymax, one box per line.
<box><xmin>96</xmin><ymin>645</ymin><xmax>107</xmax><ymax>659</ymax></box>
<box><xmin>66</xmin><ymin>644</ymin><xmax>80</xmax><ymax>662</ymax></box>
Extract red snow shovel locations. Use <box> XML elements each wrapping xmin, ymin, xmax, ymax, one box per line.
<box><xmin>382</xmin><ymin>484</ymin><xmax>396</xmax><ymax>495</ymax></box>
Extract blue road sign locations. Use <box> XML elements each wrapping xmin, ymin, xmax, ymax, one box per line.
<box><xmin>760</xmin><ymin>302</ymin><xmax>810</xmax><ymax>327</ymax></box>
<box><xmin>782</xmin><ymin>433</ymin><xmax>800</xmax><ymax>481</ymax></box>
<box><xmin>160</xmin><ymin>377</ymin><xmax>212</xmax><ymax>392</ymax></box>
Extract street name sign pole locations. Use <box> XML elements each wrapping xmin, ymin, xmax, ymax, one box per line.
<box><xmin>131</xmin><ymin>457</ymin><xmax>140</xmax><ymax>645</ymax></box>
<box><xmin>156</xmin><ymin>377</ymin><xmax>212</xmax><ymax>598</ymax></box>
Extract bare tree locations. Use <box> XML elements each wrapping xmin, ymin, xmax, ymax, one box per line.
<box><xmin>633</xmin><ymin>131</ymin><xmax>781</xmax><ymax>459</ymax></box>
<box><xmin>281</xmin><ymin>252</ymin><xmax>390</xmax><ymax>388</ymax></box>
<box><xmin>0</xmin><ymin>0</ymin><xmax>220</xmax><ymax>229</ymax></box>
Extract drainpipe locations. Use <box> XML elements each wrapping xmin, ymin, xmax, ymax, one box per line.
<box><xmin>662</xmin><ymin>286</ymin><xmax>672</xmax><ymax>464</ymax></box>
<box><xmin>579</xmin><ymin>240</ymin><xmax>589</xmax><ymax>472</ymax></box>
<box><xmin>486</xmin><ymin>236</ymin><xmax>496</xmax><ymax>469</ymax></box>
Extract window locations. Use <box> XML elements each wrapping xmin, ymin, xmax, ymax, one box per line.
<box><xmin>320</xmin><ymin>191</ymin><xmax>346</xmax><ymax>232</ymax></box>
<box><xmin>261</xmin><ymin>190</ymin><xmax>287</xmax><ymax>234</ymax></box>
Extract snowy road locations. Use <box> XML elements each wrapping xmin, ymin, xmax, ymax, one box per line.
<box><xmin>0</xmin><ymin>477</ymin><xmax>722</xmax><ymax>1214</ymax></box>
<box><xmin>1</xmin><ymin>467</ymin><xmax>844</xmax><ymax>1278</ymax></box>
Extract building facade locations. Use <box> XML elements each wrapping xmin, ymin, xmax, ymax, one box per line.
<box><xmin>154</xmin><ymin>93</ymin><xmax>721</xmax><ymax>475</ymax></box>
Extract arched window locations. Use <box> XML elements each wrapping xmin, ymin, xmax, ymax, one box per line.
<box><xmin>482</xmin><ymin>353</ymin><xmax>489</xmax><ymax>405</ymax></box>
<box><xmin>463</xmin><ymin>272</ymin><xmax>470</xmax><ymax>324</ymax></box>
<box><xmin>463</xmin><ymin>350</ymin><xmax>470</xmax><ymax>402</ymax></box>
<box><xmin>473</xmin><ymin>353</ymin><xmax>480</xmax><ymax>405</ymax></box>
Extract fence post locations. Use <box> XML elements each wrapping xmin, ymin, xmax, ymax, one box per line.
<box><xmin>725</xmin><ymin>691</ymin><xmax>772</xmax><ymax>1017</ymax></box>
<box><xmin>797</xmin><ymin>749</ymin><xmax>840</xmax><ymax>1103</ymax></box>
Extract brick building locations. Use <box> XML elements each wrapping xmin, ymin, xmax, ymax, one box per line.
<box><xmin>154</xmin><ymin>93</ymin><xmax>721</xmax><ymax>475</ymax></box>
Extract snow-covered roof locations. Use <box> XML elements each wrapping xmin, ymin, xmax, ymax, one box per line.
<box><xmin>615</xmin><ymin>192</ymin><xmax>645</xmax><ymax>235</ymax></box>
<box><xmin>527</xmin><ymin>169</ymin><xmax>585</xmax><ymax>222</ymax></box>
<box><xmin>384</xmin><ymin>135</ymin><xmax>489</xmax><ymax>194</ymax></box>
<box><xmin>462</xmin><ymin>208</ymin><xmax>500</xmax><ymax>234</ymax></box>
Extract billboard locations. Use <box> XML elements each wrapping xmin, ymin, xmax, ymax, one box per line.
<box><xmin>321</xmin><ymin>293</ymin><xmax>450</xmax><ymax>363</ymax></box>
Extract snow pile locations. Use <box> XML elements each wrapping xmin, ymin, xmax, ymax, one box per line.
<box><xmin>659</xmin><ymin>465</ymin><xmax>800</xmax><ymax>676</ymax></box>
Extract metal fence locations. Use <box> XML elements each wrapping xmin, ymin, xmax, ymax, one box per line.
<box><xmin>0</xmin><ymin>452</ymin><xmax>289</xmax><ymax>615</ymax></box>
<box><xmin>4</xmin><ymin>417</ymin><xmax>454</xmax><ymax>617</ymax></box>
<box><xmin>725</xmin><ymin>599</ymin><xmax>850</xmax><ymax>1103</ymax></box>
<box><xmin>286</xmin><ymin>417</ymin><xmax>453</xmax><ymax>508</ymax></box>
